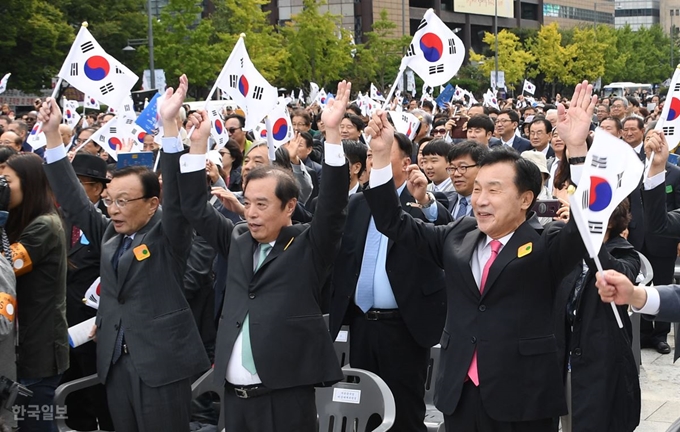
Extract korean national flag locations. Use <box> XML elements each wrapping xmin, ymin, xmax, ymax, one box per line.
<box><xmin>569</xmin><ymin>128</ymin><xmax>644</xmax><ymax>259</ymax></box>
<box><xmin>655</xmin><ymin>64</ymin><xmax>680</xmax><ymax>151</ymax></box>
<box><xmin>388</xmin><ymin>111</ymin><xmax>421</xmax><ymax>141</ymax></box>
<box><xmin>523</xmin><ymin>80</ymin><xmax>536</xmax><ymax>95</ymax></box>
<box><xmin>84</xmin><ymin>95</ymin><xmax>100</xmax><ymax>110</ymax></box>
<box><xmin>62</xmin><ymin>99</ymin><xmax>81</xmax><ymax>130</ymax></box>
<box><xmin>402</xmin><ymin>8</ymin><xmax>465</xmax><ymax>87</ymax></box>
<box><xmin>57</xmin><ymin>26</ymin><xmax>139</xmax><ymax>108</ymax></box>
<box><xmin>264</xmin><ymin>100</ymin><xmax>293</xmax><ymax>150</ymax></box>
<box><xmin>215</xmin><ymin>36</ymin><xmax>278</xmax><ymax>131</ymax></box>
<box><xmin>208</xmin><ymin>107</ymin><xmax>229</xmax><ymax>149</ymax></box>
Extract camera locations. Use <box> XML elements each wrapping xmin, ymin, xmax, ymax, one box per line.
<box><xmin>0</xmin><ymin>376</ymin><xmax>33</xmax><ymax>410</ymax></box>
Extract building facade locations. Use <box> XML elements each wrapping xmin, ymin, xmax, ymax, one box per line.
<box><xmin>614</xmin><ymin>0</ymin><xmax>661</xmax><ymax>29</ymax></box>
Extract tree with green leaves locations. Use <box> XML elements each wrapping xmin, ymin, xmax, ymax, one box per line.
<box><xmin>530</xmin><ymin>22</ymin><xmax>575</xmax><ymax>94</ymax></box>
<box><xmin>0</xmin><ymin>0</ymin><xmax>74</xmax><ymax>92</ymax></box>
<box><xmin>138</xmin><ymin>0</ymin><xmax>224</xmax><ymax>96</ymax></box>
<box><xmin>469</xmin><ymin>29</ymin><xmax>534</xmax><ymax>90</ymax></box>
<box><xmin>280</xmin><ymin>0</ymin><xmax>354</xmax><ymax>88</ymax></box>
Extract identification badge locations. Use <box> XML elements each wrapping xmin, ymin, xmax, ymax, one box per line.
<box><xmin>9</xmin><ymin>243</ymin><xmax>33</xmax><ymax>276</ymax></box>
<box><xmin>517</xmin><ymin>242</ymin><xmax>533</xmax><ymax>258</ymax></box>
<box><xmin>133</xmin><ymin>244</ymin><xmax>151</xmax><ymax>261</ymax></box>
<box><xmin>666</xmin><ymin>185</ymin><xmax>673</xmax><ymax>194</ymax></box>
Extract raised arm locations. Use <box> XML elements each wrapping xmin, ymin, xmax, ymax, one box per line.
<box><xmin>40</xmin><ymin>98</ymin><xmax>109</xmax><ymax>249</ymax></box>
<box><xmin>158</xmin><ymin>75</ymin><xmax>193</xmax><ymax>258</ymax></box>
<box><xmin>362</xmin><ymin>110</ymin><xmax>451</xmax><ymax>268</ymax></box>
<box><xmin>307</xmin><ymin>81</ymin><xmax>350</xmax><ymax>270</ymax></box>
<box><xmin>177</xmin><ymin>107</ymin><xmax>235</xmax><ymax>257</ymax></box>
<box><xmin>642</xmin><ymin>131</ymin><xmax>680</xmax><ymax>238</ymax></box>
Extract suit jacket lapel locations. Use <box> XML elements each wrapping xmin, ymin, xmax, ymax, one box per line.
<box><xmin>481</xmin><ymin>223</ymin><xmax>536</xmax><ymax>299</ymax></box>
<box><xmin>255</xmin><ymin>225</ymin><xmax>301</xmax><ymax>276</ymax></box>
<box><xmin>457</xmin><ymin>229</ymin><xmax>484</xmax><ymax>298</ymax></box>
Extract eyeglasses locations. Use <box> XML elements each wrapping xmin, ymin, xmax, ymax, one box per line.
<box><xmin>0</xmin><ymin>140</ymin><xmax>15</xmax><ymax>146</ymax></box>
<box><xmin>433</xmin><ymin>128</ymin><xmax>447</xmax><ymax>135</ymax></box>
<box><xmin>102</xmin><ymin>196</ymin><xmax>147</xmax><ymax>208</ymax></box>
<box><xmin>496</xmin><ymin>118</ymin><xmax>512</xmax><ymax>124</ymax></box>
<box><xmin>292</xmin><ymin>122</ymin><xmax>309</xmax><ymax>128</ymax></box>
<box><xmin>611</xmin><ymin>104</ymin><xmax>625</xmax><ymax>109</ymax></box>
<box><xmin>529</xmin><ymin>131</ymin><xmax>547</xmax><ymax>137</ymax></box>
<box><xmin>227</xmin><ymin>127</ymin><xmax>241</xmax><ymax>135</ymax></box>
<box><xmin>446</xmin><ymin>164</ymin><xmax>478</xmax><ymax>174</ymax></box>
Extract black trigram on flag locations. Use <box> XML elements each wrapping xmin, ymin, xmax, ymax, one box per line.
<box><xmin>581</xmin><ymin>190</ymin><xmax>590</xmax><ymax>210</ymax></box>
<box><xmin>115</xmin><ymin>65</ymin><xmax>124</xmax><ymax>74</ymax></box>
<box><xmin>123</xmin><ymin>104</ymin><xmax>132</xmax><ymax>113</ymax></box>
<box><xmin>229</xmin><ymin>74</ymin><xmax>238</xmax><ymax>88</ymax></box>
<box><xmin>253</xmin><ymin>86</ymin><xmax>264</xmax><ymax>100</ymax></box>
<box><xmin>664</xmin><ymin>126</ymin><xmax>675</xmax><ymax>136</ymax></box>
<box><xmin>240</xmin><ymin>58</ymin><xmax>244</xmax><ymax>68</ymax></box>
<box><xmin>588</xmin><ymin>220</ymin><xmax>604</xmax><ymax>234</ymax></box>
<box><xmin>617</xmin><ymin>172</ymin><xmax>624</xmax><ymax>188</ymax></box>
<box><xmin>109</xmin><ymin>127</ymin><xmax>117</xmax><ymax>134</ymax></box>
<box><xmin>211</xmin><ymin>109</ymin><xmax>219</xmax><ymax>118</ymax></box>
<box><xmin>402</xmin><ymin>114</ymin><xmax>409</xmax><ymax>123</ymax></box>
<box><xmin>81</xmin><ymin>41</ymin><xmax>95</xmax><ymax>53</ymax></box>
<box><xmin>674</xmin><ymin>83</ymin><xmax>680</xmax><ymax>92</ymax></box>
<box><xmin>406</xmin><ymin>43</ymin><xmax>416</xmax><ymax>57</ymax></box>
<box><xmin>98</xmin><ymin>135</ymin><xmax>105</xmax><ymax>143</ymax></box>
<box><xmin>124</xmin><ymin>118</ymin><xmax>134</xmax><ymax>125</ymax></box>
<box><xmin>429</xmin><ymin>64</ymin><xmax>445</xmax><ymax>74</ymax></box>
<box><xmin>100</xmin><ymin>83</ymin><xmax>114</xmax><ymax>95</ymax></box>
<box><xmin>448</xmin><ymin>38</ymin><xmax>457</xmax><ymax>55</ymax></box>
<box><xmin>70</xmin><ymin>63</ymin><xmax>79</xmax><ymax>76</ymax></box>
<box><xmin>591</xmin><ymin>155</ymin><xmax>607</xmax><ymax>169</ymax></box>
<box><xmin>417</xmin><ymin>18</ymin><xmax>428</xmax><ymax>31</ymax></box>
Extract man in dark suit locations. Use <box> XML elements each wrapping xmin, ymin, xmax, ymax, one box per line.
<box><xmin>330</xmin><ymin>132</ymin><xmax>450</xmax><ymax>432</ymax></box>
<box><xmin>361</xmin><ymin>88</ymin><xmax>594</xmax><ymax>429</ymax></box>
<box><xmin>59</xmin><ymin>153</ymin><xmax>114</xmax><ymax>431</ymax></box>
<box><xmin>495</xmin><ymin>109</ymin><xmax>532</xmax><ymax>153</ymax></box>
<box><xmin>39</xmin><ymin>76</ymin><xmax>210</xmax><ymax>432</ymax></box>
<box><xmin>623</xmin><ymin>117</ymin><xmax>680</xmax><ymax>354</ymax></box>
<box><xmin>175</xmin><ymin>82</ymin><xmax>352</xmax><ymax>431</ymax></box>
<box><xmin>528</xmin><ymin>118</ymin><xmax>556</xmax><ymax>159</ymax></box>
<box><xmin>465</xmin><ymin>115</ymin><xmax>498</xmax><ymax>148</ymax></box>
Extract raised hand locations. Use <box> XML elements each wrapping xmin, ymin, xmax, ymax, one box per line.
<box><xmin>211</xmin><ymin>187</ymin><xmax>245</xmax><ymax>216</ymax></box>
<box><xmin>644</xmin><ymin>129</ymin><xmax>669</xmax><ymax>177</ymax></box>
<box><xmin>364</xmin><ymin>110</ymin><xmax>395</xmax><ymax>164</ymax></box>
<box><xmin>555</xmin><ymin>80</ymin><xmax>597</xmax><ymax>155</ymax></box>
<box><xmin>406</xmin><ymin>164</ymin><xmax>428</xmax><ymax>203</ymax></box>
<box><xmin>595</xmin><ymin>270</ymin><xmax>636</xmax><ymax>306</ymax></box>
<box><xmin>159</xmin><ymin>74</ymin><xmax>188</xmax><ymax>123</ymax></box>
<box><xmin>322</xmin><ymin>80</ymin><xmax>352</xmax><ymax>144</ymax></box>
<box><xmin>38</xmin><ymin>98</ymin><xmax>64</xmax><ymax>148</ymax></box>
<box><xmin>187</xmin><ymin>109</ymin><xmax>212</xmax><ymax>154</ymax></box>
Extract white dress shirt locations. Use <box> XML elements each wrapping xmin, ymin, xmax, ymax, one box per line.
<box><xmin>470</xmin><ymin>233</ymin><xmax>514</xmax><ymax>288</ymax></box>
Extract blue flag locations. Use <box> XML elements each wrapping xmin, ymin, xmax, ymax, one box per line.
<box><xmin>135</xmin><ymin>93</ymin><xmax>162</xmax><ymax>134</ymax></box>
<box><xmin>436</xmin><ymin>84</ymin><xmax>454</xmax><ymax>109</ymax></box>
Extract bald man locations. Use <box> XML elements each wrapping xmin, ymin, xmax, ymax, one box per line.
<box><xmin>59</xmin><ymin>124</ymin><xmax>74</xmax><ymax>147</ymax></box>
<box><xmin>0</xmin><ymin>131</ymin><xmax>23</xmax><ymax>152</ymax></box>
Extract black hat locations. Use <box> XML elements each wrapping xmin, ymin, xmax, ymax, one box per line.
<box><xmin>72</xmin><ymin>153</ymin><xmax>110</xmax><ymax>183</ymax></box>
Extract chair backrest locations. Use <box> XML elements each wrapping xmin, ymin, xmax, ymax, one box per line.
<box><xmin>636</xmin><ymin>251</ymin><xmax>654</xmax><ymax>286</ymax></box>
<box><xmin>190</xmin><ymin>368</ymin><xmax>224</xmax><ymax>431</ymax></box>
<box><xmin>316</xmin><ymin>367</ymin><xmax>396</xmax><ymax>432</ymax></box>
<box><xmin>54</xmin><ymin>374</ymin><xmax>100</xmax><ymax>431</ymax></box>
<box><xmin>424</xmin><ymin>344</ymin><xmax>441</xmax><ymax>405</ymax></box>
<box><xmin>323</xmin><ymin>314</ymin><xmax>350</xmax><ymax>367</ymax></box>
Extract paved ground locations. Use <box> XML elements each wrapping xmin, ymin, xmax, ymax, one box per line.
<box><xmin>638</xmin><ymin>325</ymin><xmax>680</xmax><ymax>431</ymax></box>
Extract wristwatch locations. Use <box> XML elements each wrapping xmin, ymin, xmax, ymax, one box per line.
<box><xmin>420</xmin><ymin>192</ymin><xmax>436</xmax><ymax>209</ymax></box>
<box><xmin>568</xmin><ymin>156</ymin><xmax>586</xmax><ymax>165</ymax></box>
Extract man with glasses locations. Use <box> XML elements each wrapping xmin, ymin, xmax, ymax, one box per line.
<box><xmin>595</xmin><ymin>104</ymin><xmax>610</xmax><ymax>125</ymax></box>
<box><xmin>39</xmin><ymin>76</ymin><xmax>210</xmax><ymax>431</ymax></box>
<box><xmin>495</xmin><ymin>109</ymin><xmax>532</xmax><ymax>153</ymax></box>
<box><xmin>446</xmin><ymin>141</ymin><xmax>488</xmax><ymax>218</ymax></box>
<box><xmin>225</xmin><ymin>114</ymin><xmax>252</xmax><ymax>155</ymax></box>
<box><xmin>0</xmin><ymin>130</ymin><xmax>23</xmax><ymax>152</ymax></box>
<box><xmin>609</xmin><ymin>97</ymin><xmax>628</xmax><ymax>121</ymax></box>
<box><xmin>528</xmin><ymin>118</ymin><xmax>556</xmax><ymax>158</ymax></box>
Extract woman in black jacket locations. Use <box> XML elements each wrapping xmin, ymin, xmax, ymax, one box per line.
<box><xmin>555</xmin><ymin>199</ymin><xmax>641</xmax><ymax>432</ymax></box>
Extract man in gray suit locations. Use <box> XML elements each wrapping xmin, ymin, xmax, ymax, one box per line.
<box><xmin>38</xmin><ymin>75</ymin><xmax>210</xmax><ymax>432</ymax></box>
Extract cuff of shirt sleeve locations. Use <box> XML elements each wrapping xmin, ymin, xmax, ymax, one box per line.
<box><xmin>570</xmin><ymin>164</ymin><xmax>584</xmax><ymax>186</ymax></box>
<box><xmin>162</xmin><ymin>137</ymin><xmax>184</xmax><ymax>154</ymax></box>
<box><xmin>179</xmin><ymin>154</ymin><xmax>207</xmax><ymax>173</ymax></box>
<box><xmin>632</xmin><ymin>286</ymin><xmax>661</xmax><ymax>315</ymax></box>
<box><xmin>422</xmin><ymin>202</ymin><xmax>439</xmax><ymax>222</ymax></box>
<box><xmin>369</xmin><ymin>164</ymin><xmax>393</xmax><ymax>189</ymax></box>
<box><xmin>44</xmin><ymin>145</ymin><xmax>67</xmax><ymax>164</ymax></box>
<box><xmin>644</xmin><ymin>171</ymin><xmax>666</xmax><ymax>191</ymax></box>
<box><xmin>324</xmin><ymin>143</ymin><xmax>345</xmax><ymax>167</ymax></box>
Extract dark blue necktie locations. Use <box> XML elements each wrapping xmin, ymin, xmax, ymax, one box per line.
<box><xmin>455</xmin><ymin>197</ymin><xmax>468</xmax><ymax>219</ymax></box>
<box><xmin>111</xmin><ymin>236</ymin><xmax>132</xmax><ymax>364</ymax></box>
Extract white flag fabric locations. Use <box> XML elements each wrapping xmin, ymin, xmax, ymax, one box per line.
<box><xmin>298</xmin><ymin>89</ymin><xmax>304</xmax><ymax>104</ymax></box>
<box><xmin>63</xmin><ymin>99</ymin><xmax>81</xmax><ymax>130</ymax></box>
<box><xmin>91</xmin><ymin>117</ymin><xmax>141</xmax><ymax>161</ymax></box>
<box><xmin>401</xmin><ymin>8</ymin><xmax>465</xmax><ymax>87</ymax></box>
<box><xmin>83</xmin><ymin>276</ymin><xmax>101</xmax><ymax>309</ymax></box>
<box><xmin>483</xmin><ymin>89</ymin><xmax>499</xmax><ymax>110</ymax></box>
<box><xmin>523</xmin><ymin>80</ymin><xmax>536</xmax><ymax>95</ymax></box>
<box><xmin>389</xmin><ymin>111</ymin><xmax>421</xmax><ymax>141</ymax></box>
<box><xmin>57</xmin><ymin>26</ymin><xmax>138</xmax><ymax>108</ymax></box>
<box><xmin>208</xmin><ymin>107</ymin><xmax>229</xmax><ymax>149</ymax></box>
<box><xmin>370</xmin><ymin>83</ymin><xmax>385</xmax><ymax>101</ymax></box>
<box><xmin>0</xmin><ymin>73</ymin><xmax>10</xmax><ymax>94</ymax></box>
<box><xmin>264</xmin><ymin>100</ymin><xmax>294</xmax><ymax>151</ymax></box>
<box><xmin>655</xmin><ymin>64</ymin><xmax>680</xmax><ymax>150</ymax></box>
<box><xmin>314</xmin><ymin>88</ymin><xmax>328</xmax><ymax>106</ymax></box>
<box><xmin>309</xmin><ymin>82</ymin><xmax>319</xmax><ymax>104</ymax></box>
<box><xmin>214</xmin><ymin>37</ymin><xmax>278</xmax><ymax>131</ymax></box>
<box><xmin>27</xmin><ymin>124</ymin><xmax>47</xmax><ymax>150</ymax></box>
<box><xmin>117</xmin><ymin>95</ymin><xmax>137</xmax><ymax>119</ymax></box>
<box><xmin>84</xmin><ymin>94</ymin><xmax>100</xmax><ymax>110</ymax></box>
<box><xmin>569</xmin><ymin>128</ymin><xmax>644</xmax><ymax>258</ymax></box>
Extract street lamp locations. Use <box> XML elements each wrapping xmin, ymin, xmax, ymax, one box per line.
<box><xmin>672</xmin><ymin>9</ymin><xmax>678</xmax><ymax>68</ymax></box>
<box><xmin>494</xmin><ymin>0</ymin><xmax>499</xmax><ymax>91</ymax></box>
<box><xmin>122</xmin><ymin>0</ymin><xmax>156</xmax><ymax>89</ymax></box>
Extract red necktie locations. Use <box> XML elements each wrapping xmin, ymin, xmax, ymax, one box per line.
<box><xmin>71</xmin><ymin>226</ymin><xmax>81</xmax><ymax>248</ymax></box>
<box><xmin>467</xmin><ymin>239</ymin><xmax>502</xmax><ymax>386</ymax></box>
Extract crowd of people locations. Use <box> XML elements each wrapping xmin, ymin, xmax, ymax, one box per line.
<box><xmin>0</xmin><ymin>76</ymin><xmax>678</xmax><ymax>432</ymax></box>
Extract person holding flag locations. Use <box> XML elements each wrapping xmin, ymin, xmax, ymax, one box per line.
<box><xmin>359</xmin><ymin>81</ymin><xmax>604</xmax><ymax>431</ymax></box>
